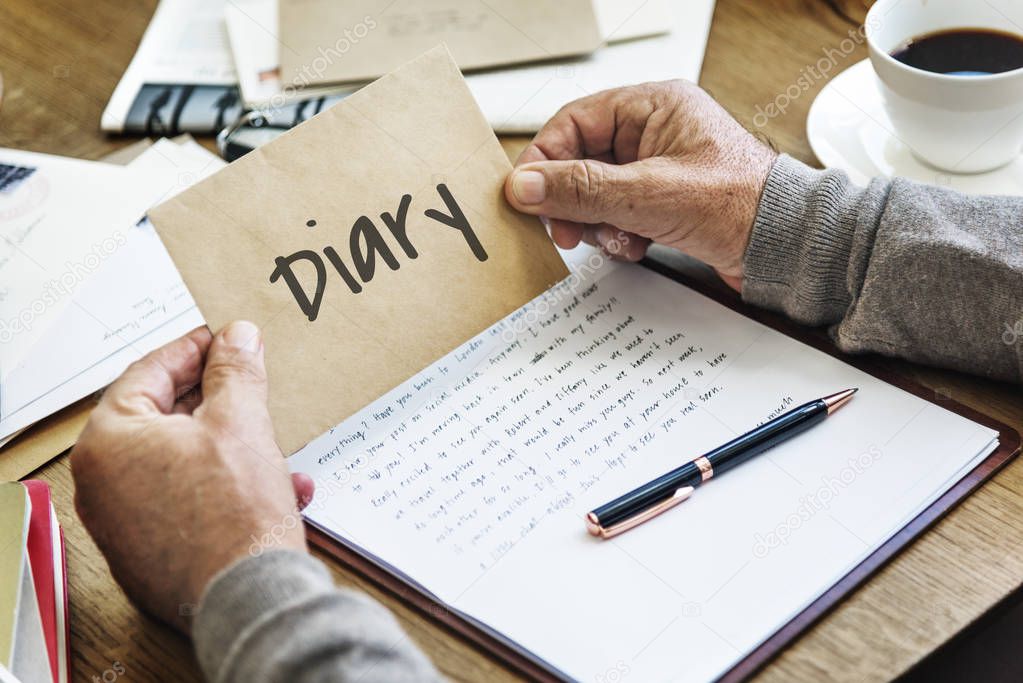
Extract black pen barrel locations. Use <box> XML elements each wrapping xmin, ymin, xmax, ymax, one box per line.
<box><xmin>709</xmin><ymin>400</ymin><xmax>827</xmax><ymax>476</ymax></box>
<box><xmin>591</xmin><ymin>399</ymin><xmax>828</xmax><ymax>528</ymax></box>
<box><xmin>591</xmin><ymin>460</ymin><xmax>703</xmax><ymax>528</ymax></box>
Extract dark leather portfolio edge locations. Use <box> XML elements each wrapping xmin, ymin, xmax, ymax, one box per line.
<box><xmin>305</xmin><ymin>261</ymin><xmax>1022</xmax><ymax>682</ymax></box>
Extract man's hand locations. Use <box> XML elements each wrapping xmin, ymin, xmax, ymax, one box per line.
<box><xmin>72</xmin><ymin>321</ymin><xmax>314</xmax><ymax>631</ymax></box>
<box><xmin>504</xmin><ymin>81</ymin><xmax>777</xmax><ymax>291</ymax></box>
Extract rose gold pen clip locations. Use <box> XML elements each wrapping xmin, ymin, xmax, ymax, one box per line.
<box><xmin>586</xmin><ymin>486</ymin><xmax>694</xmax><ymax>539</ymax></box>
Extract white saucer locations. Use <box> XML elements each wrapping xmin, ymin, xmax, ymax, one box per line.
<box><xmin>806</xmin><ymin>59</ymin><xmax>1023</xmax><ymax>195</ymax></box>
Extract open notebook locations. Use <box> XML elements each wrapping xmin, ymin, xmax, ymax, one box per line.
<box><xmin>289</xmin><ymin>259</ymin><xmax>1001</xmax><ymax>681</ymax></box>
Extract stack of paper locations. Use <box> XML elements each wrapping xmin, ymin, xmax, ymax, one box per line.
<box><xmin>0</xmin><ymin>481</ymin><xmax>66</xmax><ymax>683</ymax></box>
<box><xmin>0</xmin><ymin>139</ymin><xmax>223</xmax><ymax>451</ymax></box>
<box><xmin>102</xmin><ymin>0</ymin><xmax>716</xmax><ymax>137</ymax></box>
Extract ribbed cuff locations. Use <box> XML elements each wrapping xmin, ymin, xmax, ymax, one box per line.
<box><xmin>193</xmin><ymin>550</ymin><xmax>335</xmax><ymax>683</ymax></box>
<box><xmin>742</xmin><ymin>154</ymin><xmax>875</xmax><ymax>326</ymax></box>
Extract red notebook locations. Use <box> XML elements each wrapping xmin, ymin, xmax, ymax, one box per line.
<box><xmin>23</xmin><ymin>481</ymin><xmax>68</xmax><ymax>683</ymax></box>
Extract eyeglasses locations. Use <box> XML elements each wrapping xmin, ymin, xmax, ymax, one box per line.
<box><xmin>216</xmin><ymin>92</ymin><xmax>351</xmax><ymax>161</ymax></box>
<box><xmin>216</xmin><ymin>110</ymin><xmax>291</xmax><ymax>161</ymax></box>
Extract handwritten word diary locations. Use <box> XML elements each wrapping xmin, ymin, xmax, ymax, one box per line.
<box><xmin>290</xmin><ymin>265</ymin><xmax>749</xmax><ymax>578</ymax></box>
<box><xmin>270</xmin><ymin>184</ymin><xmax>486</xmax><ymax>321</ymax></box>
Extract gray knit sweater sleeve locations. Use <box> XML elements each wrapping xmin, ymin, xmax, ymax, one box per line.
<box><xmin>743</xmin><ymin>154</ymin><xmax>1023</xmax><ymax>383</ymax></box>
<box><xmin>193</xmin><ymin>550</ymin><xmax>442</xmax><ymax>683</ymax></box>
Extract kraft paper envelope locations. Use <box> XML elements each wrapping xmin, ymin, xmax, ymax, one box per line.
<box><xmin>0</xmin><ymin>399</ymin><xmax>91</xmax><ymax>482</ymax></box>
<box><xmin>278</xmin><ymin>0</ymin><xmax>602</xmax><ymax>87</ymax></box>
<box><xmin>149</xmin><ymin>47</ymin><xmax>569</xmax><ymax>455</ymax></box>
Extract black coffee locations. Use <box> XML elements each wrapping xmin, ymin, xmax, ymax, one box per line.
<box><xmin>890</xmin><ymin>28</ymin><xmax>1023</xmax><ymax>75</ymax></box>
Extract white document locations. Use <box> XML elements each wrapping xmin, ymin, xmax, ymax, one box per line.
<box><xmin>0</xmin><ymin>140</ymin><xmax>221</xmax><ymax>442</ymax></box>
<box><xmin>11</xmin><ymin>539</ymin><xmax>48</xmax><ymax>683</ymax></box>
<box><xmin>223</xmin><ymin>0</ymin><xmax>711</xmax><ymax>131</ymax></box>
<box><xmin>49</xmin><ymin>504</ymin><xmax>66</xmax><ymax>683</ymax></box>
<box><xmin>595</xmin><ymin>0</ymin><xmax>672</xmax><ymax>41</ymax></box>
<box><xmin>101</xmin><ymin>0</ymin><xmax>237</xmax><ymax>132</ymax></box>
<box><xmin>468</xmin><ymin>0</ymin><xmax>716</xmax><ymax>132</ymax></box>
<box><xmin>290</xmin><ymin>263</ymin><xmax>998</xmax><ymax>682</ymax></box>
<box><xmin>0</xmin><ymin>149</ymin><xmax>173</xmax><ymax>383</ymax></box>
<box><xmin>224</xmin><ymin>0</ymin><xmax>357</xmax><ymax>108</ymax></box>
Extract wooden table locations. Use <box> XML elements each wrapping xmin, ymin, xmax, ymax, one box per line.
<box><xmin>2</xmin><ymin>1</ymin><xmax>1021</xmax><ymax>680</ymax></box>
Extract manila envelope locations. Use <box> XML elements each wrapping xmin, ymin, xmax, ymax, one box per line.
<box><xmin>278</xmin><ymin>0</ymin><xmax>602</xmax><ymax>87</ymax></box>
<box><xmin>149</xmin><ymin>46</ymin><xmax>569</xmax><ymax>455</ymax></box>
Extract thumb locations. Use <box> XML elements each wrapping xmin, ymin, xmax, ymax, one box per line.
<box><xmin>292</xmin><ymin>472</ymin><xmax>315</xmax><ymax>509</ymax></box>
<box><xmin>200</xmin><ymin>320</ymin><xmax>270</xmax><ymax>431</ymax></box>
<box><xmin>505</xmin><ymin>158</ymin><xmax>659</xmax><ymax>230</ymax></box>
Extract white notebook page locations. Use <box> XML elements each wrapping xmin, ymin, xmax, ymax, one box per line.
<box><xmin>289</xmin><ymin>263</ymin><xmax>998</xmax><ymax>682</ymax></box>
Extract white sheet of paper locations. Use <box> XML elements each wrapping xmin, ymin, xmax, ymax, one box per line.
<box><xmin>0</xmin><ymin>140</ymin><xmax>220</xmax><ymax>441</ymax></box>
<box><xmin>595</xmin><ymin>0</ymin><xmax>672</xmax><ymax>41</ymax></box>
<box><xmin>0</xmin><ymin>149</ymin><xmax>174</xmax><ymax>383</ymax></box>
<box><xmin>223</xmin><ymin>0</ymin><xmax>709</xmax><ymax>131</ymax></box>
<box><xmin>49</xmin><ymin>504</ymin><xmax>67</xmax><ymax>683</ymax></box>
<box><xmin>467</xmin><ymin>0</ymin><xmax>716</xmax><ymax>132</ymax></box>
<box><xmin>289</xmin><ymin>263</ymin><xmax>998</xmax><ymax>681</ymax></box>
<box><xmin>12</xmin><ymin>551</ymin><xmax>50</xmax><ymax>683</ymax></box>
<box><xmin>101</xmin><ymin>0</ymin><xmax>237</xmax><ymax>131</ymax></box>
<box><xmin>224</xmin><ymin>0</ymin><xmax>357</xmax><ymax>108</ymax></box>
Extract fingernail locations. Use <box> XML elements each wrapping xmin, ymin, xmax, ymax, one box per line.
<box><xmin>511</xmin><ymin>170</ymin><xmax>546</xmax><ymax>205</ymax></box>
<box><xmin>596</xmin><ymin>225</ymin><xmax>619</xmax><ymax>254</ymax></box>
<box><xmin>222</xmin><ymin>320</ymin><xmax>261</xmax><ymax>352</ymax></box>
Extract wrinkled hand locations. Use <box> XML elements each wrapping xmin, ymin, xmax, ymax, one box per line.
<box><xmin>72</xmin><ymin>321</ymin><xmax>314</xmax><ymax>631</ymax></box>
<box><xmin>504</xmin><ymin>81</ymin><xmax>777</xmax><ymax>291</ymax></box>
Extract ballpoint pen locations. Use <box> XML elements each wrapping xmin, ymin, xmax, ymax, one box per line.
<box><xmin>586</xmin><ymin>388</ymin><xmax>858</xmax><ymax>539</ymax></box>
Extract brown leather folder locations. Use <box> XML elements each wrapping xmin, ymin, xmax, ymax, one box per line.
<box><xmin>306</xmin><ymin>260</ymin><xmax>1021</xmax><ymax>683</ymax></box>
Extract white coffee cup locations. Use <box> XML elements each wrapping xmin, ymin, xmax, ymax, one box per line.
<box><xmin>865</xmin><ymin>0</ymin><xmax>1023</xmax><ymax>173</ymax></box>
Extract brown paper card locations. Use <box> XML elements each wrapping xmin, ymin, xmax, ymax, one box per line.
<box><xmin>0</xmin><ymin>400</ymin><xmax>92</xmax><ymax>481</ymax></box>
<box><xmin>278</xmin><ymin>0</ymin><xmax>602</xmax><ymax>86</ymax></box>
<box><xmin>149</xmin><ymin>46</ymin><xmax>568</xmax><ymax>454</ymax></box>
